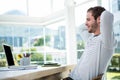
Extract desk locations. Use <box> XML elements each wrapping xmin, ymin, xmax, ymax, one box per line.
<box><xmin>0</xmin><ymin>64</ymin><xmax>75</xmax><ymax>80</ymax></box>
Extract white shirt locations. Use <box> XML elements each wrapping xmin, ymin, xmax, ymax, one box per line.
<box><xmin>69</xmin><ymin>11</ymin><xmax>117</xmax><ymax>80</ymax></box>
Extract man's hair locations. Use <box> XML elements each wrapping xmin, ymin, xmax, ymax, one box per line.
<box><xmin>87</xmin><ymin>6</ymin><xmax>105</xmax><ymax>20</ymax></box>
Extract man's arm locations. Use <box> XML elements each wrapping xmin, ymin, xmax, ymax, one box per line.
<box><xmin>100</xmin><ymin>11</ymin><xmax>114</xmax><ymax>48</ymax></box>
<box><xmin>79</xmin><ymin>24</ymin><xmax>92</xmax><ymax>42</ymax></box>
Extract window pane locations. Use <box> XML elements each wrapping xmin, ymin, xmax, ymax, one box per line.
<box><xmin>46</xmin><ymin>21</ymin><xmax>66</xmax><ymax>50</ymax></box>
<box><xmin>75</xmin><ymin>0</ymin><xmax>97</xmax><ymax>26</ymax></box>
<box><xmin>28</xmin><ymin>0</ymin><xmax>51</xmax><ymax>17</ymax></box>
<box><xmin>0</xmin><ymin>0</ymin><xmax>65</xmax><ymax>17</ymax></box>
<box><xmin>0</xmin><ymin>0</ymin><xmax>27</xmax><ymax>16</ymax></box>
<box><xmin>52</xmin><ymin>0</ymin><xmax>65</xmax><ymax>12</ymax></box>
<box><xmin>74</xmin><ymin>0</ymin><xmax>91</xmax><ymax>5</ymax></box>
<box><xmin>77</xmin><ymin>50</ymin><xmax>84</xmax><ymax>62</ymax></box>
<box><xmin>45</xmin><ymin>21</ymin><xmax>66</xmax><ymax>64</ymax></box>
<box><xmin>118</xmin><ymin>0</ymin><xmax>120</xmax><ymax>10</ymax></box>
<box><xmin>114</xmin><ymin>22</ymin><xmax>120</xmax><ymax>53</ymax></box>
<box><xmin>111</xmin><ymin>0</ymin><xmax>120</xmax><ymax>12</ymax></box>
<box><xmin>46</xmin><ymin>52</ymin><xmax>66</xmax><ymax>64</ymax></box>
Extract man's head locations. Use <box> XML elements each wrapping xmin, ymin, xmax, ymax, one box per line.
<box><xmin>85</xmin><ymin>6</ymin><xmax>105</xmax><ymax>35</ymax></box>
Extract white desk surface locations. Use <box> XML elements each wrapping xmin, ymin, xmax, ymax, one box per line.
<box><xmin>0</xmin><ymin>64</ymin><xmax>75</xmax><ymax>80</ymax></box>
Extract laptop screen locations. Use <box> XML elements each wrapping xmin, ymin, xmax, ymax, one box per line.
<box><xmin>3</xmin><ymin>44</ymin><xmax>15</xmax><ymax>66</ymax></box>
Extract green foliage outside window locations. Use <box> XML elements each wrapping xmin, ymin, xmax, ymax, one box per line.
<box><xmin>46</xmin><ymin>54</ymin><xmax>52</xmax><ymax>61</ymax></box>
<box><xmin>0</xmin><ymin>59</ymin><xmax>6</xmax><ymax>67</ymax></box>
<box><xmin>34</xmin><ymin>35</ymin><xmax>51</xmax><ymax>46</ymax></box>
<box><xmin>31</xmin><ymin>52</ymin><xmax>44</xmax><ymax>61</ymax></box>
<box><xmin>21</xmin><ymin>47</ymin><xmax>52</xmax><ymax>65</ymax></box>
<box><xmin>77</xmin><ymin>41</ymin><xmax>85</xmax><ymax>49</ymax></box>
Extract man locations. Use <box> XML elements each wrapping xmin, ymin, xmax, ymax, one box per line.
<box><xmin>63</xmin><ymin>6</ymin><xmax>117</xmax><ymax>80</ymax></box>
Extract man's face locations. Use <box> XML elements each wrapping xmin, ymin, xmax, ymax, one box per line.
<box><xmin>85</xmin><ymin>12</ymin><xmax>98</xmax><ymax>33</ymax></box>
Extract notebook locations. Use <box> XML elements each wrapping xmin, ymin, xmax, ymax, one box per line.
<box><xmin>2</xmin><ymin>44</ymin><xmax>37</xmax><ymax>70</ymax></box>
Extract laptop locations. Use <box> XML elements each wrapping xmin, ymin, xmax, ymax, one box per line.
<box><xmin>2</xmin><ymin>44</ymin><xmax>38</xmax><ymax>70</ymax></box>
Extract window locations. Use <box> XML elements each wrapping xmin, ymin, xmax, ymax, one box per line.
<box><xmin>0</xmin><ymin>20</ymin><xmax>66</xmax><ymax>66</ymax></box>
<box><xmin>111</xmin><ymin>0</ymin><xmax>120</xmax><ymax>12</ymax></box>
<box><xmin>75</xmin><ymin>0</ymin><xmax>97</xmax><ymax>61</ymax></box>
<box><xmin>0</xmin><ymin>0</ymin><xmax>27</xmax><ymax>16</ymax></box>
<box><xmin>52</xmin><ymin>0</ymin><xmax>64</xmax><ymax>12</ymax></box>
<box><xmin>118</xmin><ymin>0</ymin><xmax>120</xmax><ymax>10</ymax></box>
<box><xmin>0</xmin><ymin>0</ymin><xmax>66</xmax><ymax>67</ymax></box>
<box><xmin>0</xmin><ymin>0</ymin><xmax>65</xmax><ymax>17</ymax></box>
<box><xmin>28</xmin><ymin>0</ymin><xmax>51</xmax><ymax>17</ymax></box>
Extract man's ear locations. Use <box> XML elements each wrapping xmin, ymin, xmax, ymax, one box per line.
<box><xmin>97</xmin><ymin>16</ymin><xmax>100</xmax><ymax>24</ymax></box>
